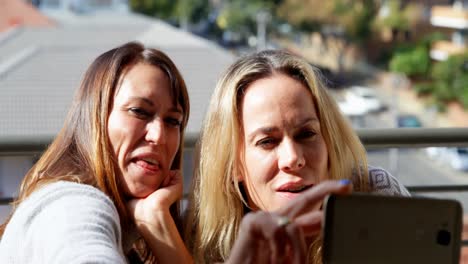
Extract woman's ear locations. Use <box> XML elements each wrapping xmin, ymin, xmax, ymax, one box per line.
<box><xmin>236</xmin><ymin>173</ymin><xmax>245</xmax><ymax>182</ymax></box>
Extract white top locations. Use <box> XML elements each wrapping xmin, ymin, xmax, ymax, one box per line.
<box><xmin>367</xmin><ymin>166</ymin><xmax>411</xmax><ymax>196</ymax></box>
<box><xmin>0</xmin><ymin>181</ymin><xmax>126</xmax><ymax>264</ymax></box>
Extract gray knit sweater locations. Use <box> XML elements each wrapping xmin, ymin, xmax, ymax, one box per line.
<box><xmin>0</xmin><ymin>181</ymin><xmax>126</xmax><ymax>263</ymax></box>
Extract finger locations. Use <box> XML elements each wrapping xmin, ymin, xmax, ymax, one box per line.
<box><xmin>161</xmin><ymin>171</ymin><xmax>172</xmax><ymax>187</ymax></box>
<box><xmin>294</xmin><ymin>210</ymin><xmax>323</xmax><ymax>236</ymax></box>
<box><xmin>268</xmin><ymin>214</ymin><xmax>288</xmax><ymax>263</ymax></box>
<box><xmin>169</xmin><ymin>170</ymin><xmax>180</xmax><ymax>180</ymax></box>
<box><xmin>230</xmin><ymin>212</ymin><xmax>265</xmax><ymax>263</ymax></box>
<box><xmin>278</xmin><ymin>180</ymin><xmax>352</xmax><ymax>218</ymax></box>
<box><xmin>235</xmin><ymin>212</ymin><xmax>287</xmax><ymax>263</ymax></box>
<box><xmin>285</xmin><ymin>222</ymin><xmax>307</xmax><ymax>264</ymax></box>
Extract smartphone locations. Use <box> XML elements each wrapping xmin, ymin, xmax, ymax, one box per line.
<box><xmin>322</xmin><ymin>193</ymin><xmax>462</xmax><ymax>264</ymax></box>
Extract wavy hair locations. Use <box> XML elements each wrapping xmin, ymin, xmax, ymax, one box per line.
<box><xmin>0</xmin><ymin>42</ymin><xmax>190</xmax><ymax>263</ymax></box>
<box><xmin>186</xmin><ymin>50</ymin><xmax>368</xmax><ymax>263</ymax></box>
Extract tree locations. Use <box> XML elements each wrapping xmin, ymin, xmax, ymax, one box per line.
<box><xmin>389</xmin><ymin>45</ymin><xmax>430</xmax><ymax>77</ymax></box>
<box><xmin>129</xmin><ymin>0</ymin><xmax>176</xmax><ymax>19</ymax></box>
<box><xmin>277</xmin><ymin>0</ymin><xmax>333</xmax><ymax>31</ymax></box>
<box><xmin>216</xmin><ymin>0</ymin><xmax>281</xmax><ymax>33</ymax></box>
<box><xmin>278</xmin><ymin>0</ymin><xmax>377</xmax><ymax>43</ymax></box>
<box><xmin>277</xmin><ymin>0</ymin><xmax>378</xmax><ymax>72</ymax></box>
<box><xmin>174</xmin><ymin>0</ymin><xmax>210</xmax><ymax>27</ymax></box>
<box><xmin>430</xmin><ymin>54</ymin><xmax>468</xmax><ymax>109</ymax></box>
<box><xmin>129</xmin><ymin>0</ymin><xmax>210</xmax><ymax>26</ymax></box>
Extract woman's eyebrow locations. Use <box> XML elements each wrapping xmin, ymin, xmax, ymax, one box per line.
<box><xmin>248</xmin><ymin>126</ymin><xmax>279</xmax><ymax>142</ymax></box>
<box><xmin>168</xmin><ymin>106</ymin><xmax>183</xmax><ymax>115</ymax></box>
<box><xmin>298</xmin><ymin>117</ymin><xmax>320</xmax><ymax>126</ymax></box>
<box><xmin>126</xmin><ymin>97</ymin><xmax>183</xmax><ymax>115</ymax></box>
<box><xmin>127</xmin><ymin>96</ymin><xmax>154</xmax><ymax>106</ymax></box>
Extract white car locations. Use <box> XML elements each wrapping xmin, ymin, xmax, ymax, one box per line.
<box><xmin>446</xmin><ymin>147</ymin><xmax>468</xmax><ymax>171</ymax></box>
<box><xmin>337</xmin><ymin>97</ymin><xmax>368</xmax><ymax>117</ymax></box>
<box><xmin>425</xmin><ymin>147</ymin><xmax>468</xmax><ymax>171</ymax></box>
<box><xmin>344</xmin><ymin>86</ymin><xmax>384</xmax><ymax>114</ymax></box>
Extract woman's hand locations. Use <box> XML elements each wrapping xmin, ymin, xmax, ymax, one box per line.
<box><xmin>227</xmin><ymin>180</ymin><xmax>351</xmax><ymax>263</ymax></box>
<box><xmin>276</xmin><ymin>179</ymin><xmax>353</xmax><ymax>237</ymax></box>
<box><xmin>227</xmin><ymin>211</ymin><xmax>307</xmax><ymax>264</ymax></box>
<box><xmin>126</xmin><ymin>170</ymin><xmax>193</xmax><ymax>264</ymax></box>
<box><xmin>126</xmin><ymin>170</ymin><xmax>182</xmax><ymax>224</ymax></box>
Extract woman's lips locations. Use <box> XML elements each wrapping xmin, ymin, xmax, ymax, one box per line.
<box><xmin>134</xmin><ymin>158</ymin><xmax>160</xmax><ymax>173</ymax></box>
<box><xmin>276</xmin><ymin>184</ymin><xmax>314</xmax><ymax>200</ymax></box>
<box><xmin>276</xmin><ymin>182</ymin><xmax>313</xmax><ymax>192</ymax></box>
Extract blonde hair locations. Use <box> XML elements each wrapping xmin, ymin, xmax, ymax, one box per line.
<box><xmin>186</xmin><ymin>50</ymin><xmax>369</xmax><ymax>263</ymax></box>
<box><xmin>0</xmin><ymin>42</ymin><xmax>190</xmax><ymax>263</ymax></box>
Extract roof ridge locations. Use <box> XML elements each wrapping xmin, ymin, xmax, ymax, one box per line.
<box><xmin>0</xmin><ymin>45</ymin><xmax>39</xmax><ymax>79</ymax></box>
<box><xmin>0</xmin><ymin>26</ymin><xmax>21</xmax><ymax>46</ymax></box>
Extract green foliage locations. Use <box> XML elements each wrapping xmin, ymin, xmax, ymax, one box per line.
<box><xmin>461</xmin><ymin>88</ymin><xmax>468</xmax><ymax>108</ymax></box>
<box><xmin>433</xmin><ymin>81</ymin><xmax>456</xmax><ymax>102</ymax></box>
<box><xmin>129</xmin><ymin>0</ymin><xmax>176</xmax><ymax>19</ymax></box>
<box><xmin>420</xmin><ymin>32</ymin><xmax>446</xmax><ymax>48</ymax></box>
<box><xmin>432</xmin><ymin>57</ymin><xmax>458</xmax><ymax>82</ymax></box>
<box><xmin>339</xmin><ymin>0</ymin><xmax>377</xmax><ymax>42</ymax></box>
<box><xmin>375</xmin><ymin>0</ymin><xmax>408</xmax><ymax>31</ymax></box>
<box><xmin>129</xmin><ymin>0</ymin><xmax>210</xmax><ymax>24</ymax></box>
<box><xmin>429</xmin><ymin>53</ymin><xmax>468</xmax><ymax>109</ymax></box>
<box><xmin>389</xmin><ymin>46</ymin><xmax>429</xmax><ymax>77</ymax></box>
<box><xmin>278</xmin><ymin>0</ymin><xmax>377</xmax><ymax>43</ymax></box>
<box><xmin>175</xmin><ymin>0</ymin><xmax>210</xmax><ymax>24</ymax></box>
<box><xmin>413</xmin><ymin>82</ymin><xmax>434</xmax><ymax>95</ymax></box>
<box><xmin>217</xmin><ymin>0</ymin><xmax>277</xmax><ymax>32</ymax></box>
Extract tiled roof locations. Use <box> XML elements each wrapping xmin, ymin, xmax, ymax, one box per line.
<box><xmin>0</xmin><ymin>11</ymin><xmax>235</xmax><ymax>140</ymax></box>
<box><xmin>0</xmin><ymin>0</ymin><xmax>55</xmax><ymax>32</ymax></box>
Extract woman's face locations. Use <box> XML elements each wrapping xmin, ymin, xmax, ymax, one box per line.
<box><xmin>108</xmin><ymin>62</ymin><xmax>183</xmax><ymax>198</ymax></box>
<box><xmin>239</xmin><ymin>73</ymin><xmax>329</xmax><ymax>211</ymax></box>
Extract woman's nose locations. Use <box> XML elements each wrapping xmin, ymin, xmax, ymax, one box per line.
<box><xmin>278</xmin><ymin>139</ymin><xmax>305</xmax><ymax>171</ymax></box>
<box><xmin>145</xmin><ymin>120</ymin><xmax>166</xmax><ymax>145</ymax></box>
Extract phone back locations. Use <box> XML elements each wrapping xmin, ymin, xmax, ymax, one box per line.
<box><xmin>323</xmin><ymin>194</ymin><xmax>462</xmax><ymax>264</ymax></box>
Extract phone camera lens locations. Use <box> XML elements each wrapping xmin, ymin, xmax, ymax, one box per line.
<box><xmin>436</xmin><ymin>229</ymin><xmax>451</xmax><ymax>246</ymax></box>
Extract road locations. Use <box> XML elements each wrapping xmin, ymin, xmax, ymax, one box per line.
<box><xmin>361</xmin><ymin>112</ymin><xmax>468</xmax><ymax>212</ymax></box>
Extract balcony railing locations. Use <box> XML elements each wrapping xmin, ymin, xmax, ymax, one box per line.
<box><xmin>1</xmin><ymin>128</ymin><xmax>468</xmax><ymax>154</ymax></box>
<box><xmin>1</xmin><ymin>127</ymin><xmax>468</xmax><ymax>246</ymax></box>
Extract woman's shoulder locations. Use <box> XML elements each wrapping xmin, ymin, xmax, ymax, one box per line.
<box><xmin>366</xmin><ymin>165</ymin><xmax>411</xmax><ymax>197</ymax></box>
<box><xmin>18</xmin><ymin>180</ymin><xmax>120</xmax><ymax>229</ymax></box>
<box><xmin>0</xmin><ymin>181</ymin><xmax>125</xmax><ymax>263</ymax></box>
<box><xmin>4</xmin><ymin>180</ymin><xmax>120</xmax><ymax>232</ymax></box>
<box><xmin>32</xmin><ymin>180</ymin><xmax>111</xmax><ymax>200</ymax></box>
<box><xmin>16</xmin><ymin>181</ymin><xmax>118</xmax><ymax>215</ymax></box>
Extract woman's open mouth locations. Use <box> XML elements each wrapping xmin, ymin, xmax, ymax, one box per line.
<box><xmin>133</xmin><ymin>157</ymin><xmax>160</xmax><ymax>172</ymax></box>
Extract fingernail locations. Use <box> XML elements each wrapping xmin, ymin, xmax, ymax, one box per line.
<box><xmin>339</xmin><ymin>179</ymin><xmax>351</xmax><ymax>185</ymax></box>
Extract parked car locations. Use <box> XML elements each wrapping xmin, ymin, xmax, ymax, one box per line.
<box><xmin>397</xmin><ymin>114</ymin><xmax>422</xmax><ymax>127</ymax></box>
<box><xmin>446</xmin><ymin>147</ymin><xmax>468</xmax><ymax>171</ymax></box>
<box><xmin>425</xmin><ymin>147</ymin><xmax>468</xmax><ymax>171</ymax></box>
<box><xmin>425</xmin><ymin>147</ymin><xmax>445</xmax><ymax>161</ymax></box>
<box><xmin>337</xmin><ymin>97</ymin><xmax>368</xmax><ymax>117</ymax></box>
<box><xmin>344</xmin><ymin>86</ymin><xmax>385</xmax><ymax>114</ymax></box>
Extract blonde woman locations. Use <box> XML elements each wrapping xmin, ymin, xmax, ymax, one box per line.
<box><xmin>186</xmin><ymin>50</ymin><xmax>409</xmax><ymax>263</ymax></box>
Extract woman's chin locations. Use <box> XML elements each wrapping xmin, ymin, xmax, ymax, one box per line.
<box><xmin>127</xmin><ymin>184</ymin><xmax>159</xmax><ymax>199</ymax></box>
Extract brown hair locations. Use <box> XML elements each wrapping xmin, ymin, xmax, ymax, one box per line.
<box><xmin>0</xmin><ymin>42</ymin><xmax>190</xmax><ymax>262</ymax></box>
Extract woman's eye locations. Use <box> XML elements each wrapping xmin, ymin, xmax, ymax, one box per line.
<box><xmin>297</xmin><ymin>130</ymin><xmax>317</xmax><ymax>140</ymax></box>
<box><xmin>256</xmin><ymin>138</ymin><xmax>277</xmax><ymax>149</ymax></box>
<box><xmin>129</xmin><ymin>107</ymin><xmax>151</xmax><ymax>118</ymax></box>
<box><xmin>166</xmin><ymin>117</ymin><xmax>182</xmax><ymax>128</ymax></box>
